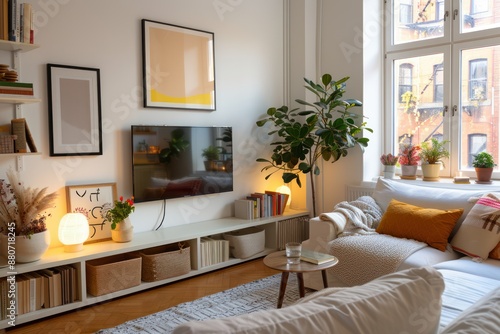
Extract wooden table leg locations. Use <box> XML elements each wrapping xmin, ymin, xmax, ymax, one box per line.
<box><xmin>277</xmin><ymin>272</ymin><xmax>289</xmax><ymax>308</ymax></box>
<box><xmin>297</xmin><ymin>273</ymin><xmax>305</xmax><ymax>298</ymax></box>
<box><xmin>321</xmin><ymin>270</ymin><xmax>329</xmax><ymax>288</ymax></box>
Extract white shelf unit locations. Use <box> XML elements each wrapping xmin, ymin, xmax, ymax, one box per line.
<box><xmin>0</xmin><ymin>40</ymin><xmax>40</xmax><ymax>170</ymax></box>
<box><xmin>0</xmin><ymin>209</ymin><xmax>309</xmax><ymax>328</ymax></box>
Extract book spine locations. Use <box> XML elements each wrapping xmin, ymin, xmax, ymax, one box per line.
<box><xmin>11</xmin><ymin>118</ymin><xmax>26</xmax><ymax>153</ymax></box>
<box><xmin>24</xmin><ymin>119</ymin><xmax>36</xmax><ymax>152</ymax></box>
<box><xmin>0</xmin><ymin>89</ymin><xmax>33</xmax><ymax>95</ymax></box>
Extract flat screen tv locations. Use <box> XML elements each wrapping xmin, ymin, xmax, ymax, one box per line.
<box><xmin>131</xmin><ymin>125</ymin><xmax>233</xmax><ymax>203</ymax></box>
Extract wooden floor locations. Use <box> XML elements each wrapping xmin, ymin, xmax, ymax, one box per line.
<box><xmin>5</xmin><ymin>259</ymin><xmax>279</xmax><ymax>334</ymax></box>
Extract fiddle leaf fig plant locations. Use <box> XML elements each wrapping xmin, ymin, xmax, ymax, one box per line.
<box><xmin>256</xmin><ymin>74</ymin><xmax>372</xmax><ymax>216</ymax></box>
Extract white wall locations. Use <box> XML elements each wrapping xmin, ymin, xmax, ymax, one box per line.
<box><xmin>314</xmin><ymin>0</ymin><xmax>383</xmax><ymax>213</ymax></box>
<box><xmin>0</xmin><ymin>0</ymin><xmax>287</xmax><ymax>247</ymax></box>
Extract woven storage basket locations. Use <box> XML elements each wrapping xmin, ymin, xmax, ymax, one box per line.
<box><xmin>86</xmin><ymin>253</ymin><xmax>142</xmax><ymax>296</ymax></box>
<box><xmin>140</xmin><ymin>243</ymin><xmax>191</xmax><ymax>282</ymax></box>
<box><xmin>223</xmin><ymin>227</ymin><xmax>265</xmax><ymax>259</ymax></box>
<box><xmin>0</xmin><ymin>134</ymin><xmax>16</xmax><ymax>153</ymax></box>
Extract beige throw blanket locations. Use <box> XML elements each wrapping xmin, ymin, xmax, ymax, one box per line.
<box><xmin>320</xmin><ymin>196</ymin><xmax>426</xmax><ymax>286</ymax></box>
<box><xmin>329</xmin><ymin>234</ymin><xmax>427</xmax><ymax>286</ymax></box>
<box><xmin>319</xmin><ymin>196</ymin><xmax>383</xmax><ymax>236</ymax></box>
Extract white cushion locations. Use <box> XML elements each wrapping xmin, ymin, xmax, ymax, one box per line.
<box><xmin>372</xmin><ymin>178</ymin><xmax>489</xmax><ymax>238</ymax></box>
<box><xmin>397</xmin><ymin>244</ymin><xmax>461</xmax><ymax>271</ymax></box>
<box><xmin>440</xmin><ymin>287</ymin><xmax>500</xmax><ymax>333</ymax></box>
<box><xmin>172</xmin><ymin>267</ymin><xmax>445</xmax><ymax>334</ymax></box>
<box><xmin>434</xmin><ymin>257</ymin><xmax>500</xmax><ymax>280</ymax></box>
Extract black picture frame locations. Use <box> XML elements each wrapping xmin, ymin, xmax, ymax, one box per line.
<box><xmin>47</xmin><ymin>64</ymin><xmax>103</xmax><ymax>156</ymax></box>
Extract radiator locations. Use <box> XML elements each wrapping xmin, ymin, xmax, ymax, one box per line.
<box><xmin>277</xmin><ymin>215</ymin><xmax>310</xmax><ymax>250</ymax></box>
<box><xmin>345</xmin><ymin>184</ymin><xmax>375</xmax><ymax>202</ymax></box>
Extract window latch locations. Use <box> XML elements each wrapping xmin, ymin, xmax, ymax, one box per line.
<box><xmin>454</xmin><ymin>9</ymin><xmax>459</xmax><ymax>20</ymax></box>
<box><xmin>442</xmin><ymin>105</ymin><xmax>448</xmax><ymax>117</ymax></box>
<box><xmin>453</xmin><ymin>105</ymin><xmax>458</xmax><ymax>116</ymax></box>
<box><xmin>444</xmin><ymin>10</ymin><xmax>449</xmax><ymax>21</ymax></box>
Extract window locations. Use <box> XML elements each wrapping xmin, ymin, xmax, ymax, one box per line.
<box><xmin>436</xmin><ymin>0</ymin><xmax>445</xmax><ymax>20</ymax></box>
<box><xmin>471</xmin><ymin>0</ymin><xmax>488</xmax><ymax>15</ymax></box>
<box><xmin>469</xmin><ymin>58</ymin><xmax>487</xmax><ymax>100</ymax></box>
<box><xmin>434</xmin><ymin>63</ymin><xmax>443</xmax><ymax>102</ymax></box>
<box><xmin>468</xmin><ymin>134</ymin><xmax>487</xmax><ymax>166</ymax></box>
<box><xmin>399</xmin><ymin>63</ymin><xmax>413</xmax><ymax>102</ymax></box>
<box><xmin>400</xmin><ymin>0</ymin><xmax>412</xmax><ymax>24</ymax></box>
<box><xmin>386</xmin><ymin>0</ymin><xmax>500</xmax><ymax>178</ymax></box>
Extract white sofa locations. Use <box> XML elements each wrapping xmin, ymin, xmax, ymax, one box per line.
<box><xmin>173</xmin><ymin>178</ymin><xmax>500</xmax><ymax>333</ymax></box>
<box><xmin>173</xmin><ymin>266</ymin><xmax>500</xmax><ymax>333</ymax></box>
<box><xmin>303</xmin><ymin>177</ymin><xmax>500</xmax><ymax>289</ymax></box>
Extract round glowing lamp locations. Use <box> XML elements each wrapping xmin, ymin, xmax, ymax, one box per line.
<box><xmin>58</xmin><ymin>213</ymin><xmax>89</xmax><ymax>252</ymax></box>
<box><xmin>276</xmin><ymin>184</ymin><xmax>291</xmax><ymax>206</ymax></box>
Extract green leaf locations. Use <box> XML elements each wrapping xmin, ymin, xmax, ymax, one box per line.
<box><xmin>283</xmin><ymin>173</ymin><xmax>297</xmax><ymax>183</ymax></box>
<box><xmin>344</xmin><ymin>99</ymin><xmax>362</xmax><ymax>106</ymax></box>
<box><xmin>322</xmin><ymin>73</ymin><xmax>332</xmax><ymax>86</ymax></box>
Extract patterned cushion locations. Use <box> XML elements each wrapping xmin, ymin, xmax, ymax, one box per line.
<box><xmin>376</xmin><ymin>199</ymin><xmax>463</xmax><ymax>251</ymax></box>
<box><xmin>451</xmin><ymin>193</ymin><xmax>500</xmax><ymax>259</ymax></box>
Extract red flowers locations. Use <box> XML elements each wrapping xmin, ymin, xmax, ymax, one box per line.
<box><xmin>398</xmin><ymin>144</ymin><xmax>421</xmax><ymax>166</ymax></box>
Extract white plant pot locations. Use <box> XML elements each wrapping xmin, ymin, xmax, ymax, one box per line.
<box><xmin>1</xmin><ymin>230</ymin><xmax>51</xmax><ymax>263</ymax></box>
<box><xmin>421</xmin><ymin>163</ymin><xmax>441</xmax><ymax>181</ymax></box>
<box><xmin>111</xmin><ymin>218</ymin><xmax>134</xmax><ymax>243</ymax></box>
<box><xmin>383</xmin><ymin>165</ymin><xmax>396</xmax><ymax>179</ymax></box>
<box><xmin>401</xmin><ymin>165</ymin><xmax>418</xmax><ymax>180</ymax></box>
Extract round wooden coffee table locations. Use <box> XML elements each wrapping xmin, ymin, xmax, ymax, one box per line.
<box><xmin>263</xmin><ymin>250</ymin><xmax>338</xmax><ymax>308</ymax></box>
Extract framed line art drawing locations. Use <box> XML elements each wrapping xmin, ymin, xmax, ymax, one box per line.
<box><xmin>47</xmin><ymin>64</ymin><xmax>103</xmax><ymax>156</ymax></box>
<box><xmin>142</xmin><ymin>19</ymin><xmax>216</xmax><ymax>110</ymax></box>
<box><xmin>66</xmin><ymin>183</ymin><xmax>117</xmax><ymax>243</ymax></box>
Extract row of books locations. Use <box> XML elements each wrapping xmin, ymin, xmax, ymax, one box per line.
<box><xmin>0</xmin><ymin>0</ymin><xmax>34</xmax><ymax>43</ymax></box>
<box><xmin>0</xmin><ymin>118</ymin><xmax>37</xmax><ymax>153</ymax></box>
<box><xmin>0</xmin><ymin>81</ymin><xmax>34</xmax><ymax>96</ymax></box>
<box><xmin>200</xmin><ymin>237</ymin><xmax>229</xmax><ymax>268</ymax></box>
<box><xmin>234</xmin><ymin>190</ymin><xmax>289</xmax><ymax>220</ymax></box>
<box><xmin>0</xmin><ymin>265</ymin><xmax>80</xmax><ymax>319</ymax></box>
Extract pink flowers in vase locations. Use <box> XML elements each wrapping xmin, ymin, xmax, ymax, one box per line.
<box><xmin>380</xmin><ymin>153</ymin><xmax>398</xmax><ymax>166</ymax></box>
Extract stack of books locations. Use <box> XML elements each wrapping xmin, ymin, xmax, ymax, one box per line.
<box><xmin>234</xmin><ymin>190</ymin><xmax>289</xmax><ymax>220</ymax></box>
<box><xmin>0</xmin><ymin>265</ymin><xmax>80</xmax><ymax>319</ymax></box>
<box><xmin>0</xmin><ymin>1</ymin><xmax>35</xmax><ymax>43</ymax></box>
<box><xmin>0</xmin><ymin>81</ymin><xmax>34</xmax><ymax>96</ymax></box>
<box><xmin>200</xmin><ymin>237</ymin><xmax>230</xmax><ymax>267</ymax></box>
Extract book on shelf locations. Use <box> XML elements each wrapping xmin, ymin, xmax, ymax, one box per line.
<box><xmin>234</xmin><ymin>199</ymin><xmax>254</xmax><ymax>220</ymax></box>
<box><xmin>9</xmin><ymin>118</ymin><xmax>37</xmax><ymax>153</ymax></box>
<box><xmin>300</xmin><ymin>249</ymin><xmax>337</xmax><ymax>265</ymax></box>
<box><xmin>0</xmin><ymin>81</ymin><xmax>34</xmax><ymax>96</ymax></box>
<box><xmin>5</xmin><ymin>1</ymin><xmax>33</xmax><ymax>43</ymax></box>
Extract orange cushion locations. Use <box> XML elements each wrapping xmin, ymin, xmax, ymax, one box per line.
<box><xmin>376</xmin><ymin>199</ymin><xmax>464</xmax><ymax>251</ymax></box>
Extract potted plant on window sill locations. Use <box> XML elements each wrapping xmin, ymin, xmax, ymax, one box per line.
<box><xmin>472</xmin><ymin>151</ymin><xmax>496</xmax><ymax>184</ymax></box>
<box><xmin>419</xmin><ymin>138</ymin><xmax>450</xmax><ymax>181</ymax></box>
<box><xmin>398</xmin><ymin>143</ymin><xmax>421</xmax><ymax>180</ymax></box>
<box><xmin>380</xmin><ymin>153</ymin><xmax>398</xmax><ymax>179</ymax></box>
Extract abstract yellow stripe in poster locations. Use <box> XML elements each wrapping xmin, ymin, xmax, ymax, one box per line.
<box><xmin>151</xmin><ymin>89</ymin><xmax>213</xmax><ymax>106</ymax></box>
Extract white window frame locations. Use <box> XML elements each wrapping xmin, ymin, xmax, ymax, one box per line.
<box><xmin>386</xmin><ymin>0</ymin><xmax>500</xmax><ymax>180</ymax></box>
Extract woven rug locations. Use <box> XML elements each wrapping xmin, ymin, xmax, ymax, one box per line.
<box><xmin>96</xmin><ymin>274</ymin><xmax>310</xmax><ymax>334</ymax></box>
